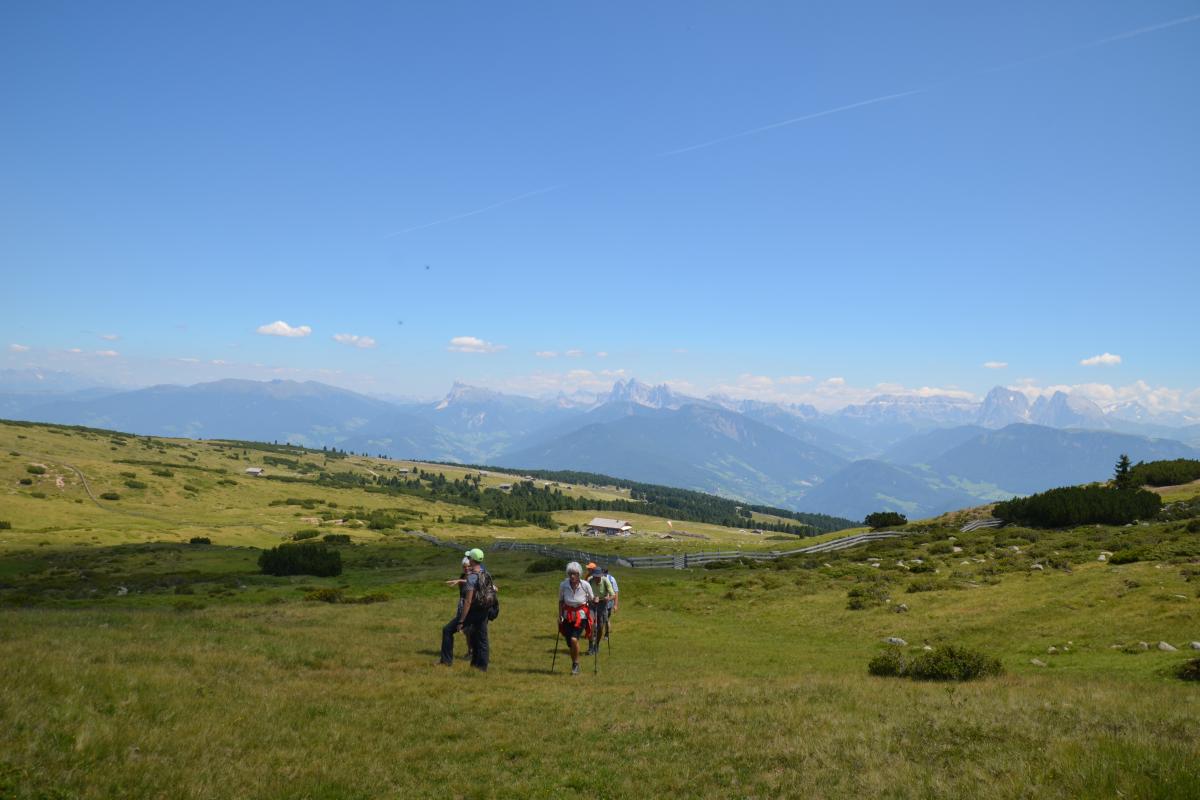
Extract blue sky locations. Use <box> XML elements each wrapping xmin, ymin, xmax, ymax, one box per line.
<box><xmin>3</xmin><ymin>2</ymin><xmax>1199</xmax><ymax>410</ymax></box>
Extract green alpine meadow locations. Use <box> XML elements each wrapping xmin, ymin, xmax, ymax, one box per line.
<box><xmin>2</xmin><ymin>421</ymin><xmax>1198</xmax><ymax>799</ymax></box>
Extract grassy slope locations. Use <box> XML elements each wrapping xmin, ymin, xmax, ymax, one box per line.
<box><xmin>1</xmin><ymin>421</ymin><xmax>1199</xmax><ymax>798</ymax></box>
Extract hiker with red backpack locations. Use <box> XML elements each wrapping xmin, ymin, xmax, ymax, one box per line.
<box><xmin>439</xmin><ymin>548</ymin><xmax>496</xmax><ymax>671</ymax></box>
<box><xmin>558</xmin><ymin>561</ymin><xmax>594</xmax><ymax>675</ymax></box>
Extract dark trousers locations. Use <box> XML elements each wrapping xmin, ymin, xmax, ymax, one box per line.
<box><xmin>440</xmin><ymin>611</ymin><xmax>489</xmax><ymax>670</ymax></box>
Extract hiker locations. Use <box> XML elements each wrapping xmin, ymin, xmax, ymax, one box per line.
<box><xmin>440</xmin><ymin>548</ymin><xmax>493</xmax><ymax>671</ymax></box>
<box><xmin>585</xmin><ymin>562</ymin><xmax>613</xmax><ymax>655</ymax></box>
<box><xmin>445</xmin><ymin>556</ymin><xmax>473</xmax><ymax>659</ymax></box>
<box><xmin>604</xmin><ymin>567</ymin><xmax>619</xmax><ymax>616</ymax></box>
<box><xmin>558</xmin><ymin>561</ymin><xmax>594</xmax><ymax>675</ymax></box>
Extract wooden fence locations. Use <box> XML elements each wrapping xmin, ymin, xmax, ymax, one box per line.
<box><xmin>405</xmin><ymin>529</ymin><xmax>910</xmax><ymax>570</ymax></box>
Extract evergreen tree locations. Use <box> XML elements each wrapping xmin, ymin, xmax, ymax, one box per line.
<box><xmin>1114</xmin><ymin>453</ymin><xmax>1133</xmax><ymax>490</ymax></box>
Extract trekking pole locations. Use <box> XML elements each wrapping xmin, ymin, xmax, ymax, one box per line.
<box><xmin>551</xmin><ymin>628</ymin><xmax>561</xmax><ymax>673</ymax></box>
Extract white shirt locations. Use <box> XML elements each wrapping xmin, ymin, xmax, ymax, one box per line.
<box><xmin>559</xmin><ymin>577</ymin><xmax>594</xmax><ymax>607</ymax></box>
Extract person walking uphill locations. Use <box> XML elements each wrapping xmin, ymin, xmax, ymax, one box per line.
<box><xmin>585</xmin><ymin>562</ymin><xmax>613</xmax><ymax>656</ymax></box>
<box><xmin>440</xmin><ymin>548</ymin><xmax>495</xmax><ymax>671</ymax></box>
<box><xmin>558</xmin><ymin>561</ymin><xmax>594</xmax><ymax>675</ymax></box>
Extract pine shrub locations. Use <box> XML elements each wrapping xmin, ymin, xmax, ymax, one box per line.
<box><xmin>906</xmin><ymin>645</ymin><xmax>1003</xmax><ymax>681</ymax></box>
<box><xmin>259</xmin><ymin>544</ymin><xmax>342</xmax><ymax>577</ymax></box>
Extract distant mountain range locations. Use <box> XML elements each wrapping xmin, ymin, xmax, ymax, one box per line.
<box><xmin>3</xmin><ymin>372</ymin><xmax>1198</xmax><ymax>521</ymax></box>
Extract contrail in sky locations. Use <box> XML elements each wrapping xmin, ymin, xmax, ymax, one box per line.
<box><xmin>655</xmin><ymin>88</ymin><xmax>929</xmax><ymax>158</ymax></box>
<box><xmin>386</xmin><ymin>13</ymin><xmax>1200</xmax><ymax>236</ymax></box>
<box><xmin>383</xmin><ymin>185</ymin><xmax>561</xmax><ymax>238</ymax></box>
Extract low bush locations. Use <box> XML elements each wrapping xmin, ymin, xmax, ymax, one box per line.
<box><xmin>1189</xmin><ymin>520</ymin><xmax>1200</xmax><ymax>534</ymax></box>
<box><xmin>188</xmin><ymin>536</ymin><xmax>211</xmax><ymax>545</ymax></box>
<box><xmin>172</xmin><ymin>599</ymin><xmax>206</xmax><ymax>612</ymax></box>
<box><xmin>292</xmin><ymin>529</ymin><xmax>320</xmax><ymax>541</ymax></box>
<box><xmin>30</xmin><ymin>491</ymin><xmax>46</xmax><ymax>499</ymax></box>
<box><xmin>906</xmin><ymin>645</ymin><xmax>1003</xmax><ymax>681</ymax></box>
<box><xmin>217</xmin><ymin>478</ymin><xmax>238</xmax><ymax>486</ymax></box>
<box><xmin>865</xmin><ymin>511</ymin><xmax>907</xmax><ymax>529</ymax></box>
<box><xmin>1177</xmin><ymin>658</ymin><xmax>1200</xmax><ymax>682</ymax></box>
<box><xmin>99</xmin><ymin>492</ymin><xmax>120</xmax><ymax>501</ymax></box>
<box><xmin>527</xmin><ymin>557</ymin><xmax>563</xmax><ymax>573</ymax></box>
<box><xmin>124</xmin><ymin>480</ymin><xmax>147</xmax><ymax>490</ymax></box>
<box><xmin>322</xmin><ymin>533</ymin><xmax>351</xmax><ymax>544</ymax></box>
<box><xmin>995</xmin><ymin>485</ymin><xmax>1162</xmax><ymax>528</ymax></box>
<box><xmin>26</xmin><ymin>466</ymin><xmax>46</xmax><ymax>475</ymax></box>
<box><xmin>868</xmin><ymin>649</ymin><xmax>907</xmax><ymax>677</ymax></box>
<box><xmin>846</xmin><ymin>585</ymin><xmax>889</xmax><ymax>610</ymax></box>
<box><xmin>259</xmin><ymin>544</ymin><xmax>342</xmax><ymax>577</ymax></box>
<box><xmin>1108</xmin><ymin>549</ymin><xmax>1143</xmax><ymax>565</ymax></box>
<box><xmin>183</xmin><ymin>484</ymin><xmax>200</xmax><ymax>493</ymax></box>
<box><xmin>119</xmin><ymin>471</ymin><xmax>137</xmax><ymax>478</ymax></box>
<box><xmin>151</xmin><ymin>468</ymin><xmax>174</xmax><ymax>478</ymax></box>
<box><xmin>304</xmin><ymin>587</ymin><xmax>344</xmax><ymax>603</ymax></box>
<box><xmin>926</xmin><ymin>541</ymin><xmax>954</xmax><ymax>555</ymax></box>
<box><xmin>19</xmin><ymin>478</ymin><xmax>32</xmax><ymax>486</ymax></box>
<box><xmin>0</xmin><ymin>521</ymin><xmax>10</xmax><ymax>530</ymax></box>
<box><xmin>1129</xmin><ymin>459</ymin><xmax>1200</xmax><ymax>488</ymax></box>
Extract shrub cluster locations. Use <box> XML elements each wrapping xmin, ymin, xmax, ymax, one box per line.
<box><xmin>527</xmin><ymin>557</ymin><xmax>564</xmax><ymax>573</ymax></box>
<box><xmin>124</xmin><ymin>480</ymin><xmax>147</xmax><ymax>490</ymax></box>
<box><xmin>1128</xmin><ymin>459</ymin><xmax>1200</xmax><ymax>488</ymax></box>
<box><xmin>99</xmin><ymin>492</ymin><xmax>120</xmax><ymax>501</ymax></box>
<box><xmin>1177</xmin><ymin>658</ymin><xmax>1200</xmax><ymax>682</ymax></box>
<box><xmin>292</xmin><ymin>529</ymin><xmax>320</xmax><ymax>541</ymax></box>
<box><xmin>865</xmin><ymin>511</ymin><xmax>907</xmax><ymax>529</ymax></box>
<box><xmin>846</xmin><ymin>584</ymin><xmax>890</xmax><ymax>610</ymax></box>
<box><xmin>322</xmin><ymin>533</ymin><xmax>351</xmax><ymax>544</ymax></box>
<box><xmin>26</xmin><ymin>465</ymin><xmax>46</xmax><ymax>475</ymax></box>
<box><xmin>188</xmin><ymin>536</ymin><xmax>211</xmax><ymax>545</ymax></box>
<box><xmin>994</xmin><ymin>486</ymin><xmax>1162</xmax><ymax>528</ymax></box>
<box><xmin>869</xmin><ymin>645</ymin><xmax>1003</xmax><ymax>681</ymax></box>
<box><xmin>258</xmin><ymin>544</ymin><xmax>342</xmax><ymax>577</ymax></box>
<box><xmin>0</xmin><ymin>521</ymin><xmax>10</xmax><ymax>530</ymax></box>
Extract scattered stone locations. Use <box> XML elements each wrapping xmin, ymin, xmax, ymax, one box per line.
<box><xmin>116</xmin><ymin>586</ymin><xmax>128</xmax><ymax>596</ymax></box>
<box><xmin>1189</xmin><ymin>642</ymin><xmax>1200</xmax><ymax>650</ymax></box>
<box><xmin>923</xmin><ymin>645</ymin><xmax>933</xmax><ymax>651</ymax></box>
<box><xmin>952</xmin><ymin>546</ymin><xmax>963</xmax><ymax>554</ymax></box>
<box><xmin>1138</xmin><ymin>641</ymin><xmax>1150</xmax><ymax>651</ymax></box>
<box><xmin>1100</xmin><ymin>551</ymin><xmax>1114</xmax><ymax>556</ymax></box>
<box><xmin>1158</xmin><ymin>642</ymin><xmax>1178</xmax><ymax>652</ymax></box>
<box><xmin>871</xmin><ymin>563</ymin><xmax>880</xmax><ymax>568</ymax></box>
<box><xmin>1047</xmin><ymin>646</ymin><xmax>1059</xmax><ymax>654</ymax></box>
<box><xmin>960</xmin><ymin>560</ymin><xmax>971</xmax><ymax>566</ymax></box>
<box><xmin>823</xmin><ymin>563</ymin><xmax>832</xmax><ymax>569</ymax></box>
<box><xmin>895</xmin><ymin>603</ymin><xmax>909</xmax><ymax>613</ymax></box>
<box><xmin>911</xmin><ymin>558</ymin><xmax>924</xmax><ymax>565</ymax></box>
<box><xmin>1173</xmin><ymin>594</ymin><xmax>1188</xmax><ymax>600</ymax></box>
<box><xmin>1098</xmin><ymin>554</ymin><xmax>1107</xmax><ymax>562</ymax></box>
<box><xmin>1031</xmin><ymin>658</ymin><xmax>1047</xmax><ymax>667</ymax></box>
<box><xmin>1010</xmin><ymin>545</ymin><xmax>1021</xmax><ymax>552</ymax></box>
<box><xmin>1110</xmin><ymin>644</ymin><xmax>1123</xmax><ymax>650</ymax></box>
<box><xmin>885</xmin><ymin>637</ymin><xmax>907</xmax><ymax>646</ymax></box>
<box><xmin>1031</xmin><ymin>564</ymin><xmax>1044</xmax><ymax>571</ymax></box>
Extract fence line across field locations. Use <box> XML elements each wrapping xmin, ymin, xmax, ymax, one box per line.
<box><xmin>404</xmin><ymin>529</ymin><xmax>913</xmax><ymax>570</ymax></box>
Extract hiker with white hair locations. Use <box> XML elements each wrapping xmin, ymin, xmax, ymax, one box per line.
<box><xmin>558</xmin><ymin>561</ymin><xmax>594</xmax><ymax>675</ymax></box>
<box><xmin>444</xmin><ymin>556</ymin><xmax>473</xmax><ymax>660</ymax></box>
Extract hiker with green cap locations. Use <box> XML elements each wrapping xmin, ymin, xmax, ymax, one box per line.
<box><xmin>439</xmin><ymin>548</ymin><xmax>495</xmax><ymax>671</ymax></box>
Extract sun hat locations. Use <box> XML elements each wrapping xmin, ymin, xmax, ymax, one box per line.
<box><xmin>465</xmin><ymin>548</ymin><xmax>485</xmax><ymax>562</ymax></box>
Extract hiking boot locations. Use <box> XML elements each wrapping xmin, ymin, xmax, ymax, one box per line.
<box><xmin>571</xmin><ymin>662</ymin><xmax>581</xmax><ymax>675</ymax></box>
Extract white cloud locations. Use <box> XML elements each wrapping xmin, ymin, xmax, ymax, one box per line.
<box><xmin>1080</xmin><ymin>352</ymin><xmax>1121</xmax><ymax>367</ymax></box>
<box><xmin>673</xmin><ymin>348</ymin><xmax>689</xmax><ymax>354</ymax></box>
<box><xmin>96</xmin><ymin>350</ymin><xmax>119</xmax><ymax>358</ymax></box>
<box><xmin>211</xmin><ymin>359</ymin><xmax>230</xmax><ymax>366</ymax></box>
<box><xmin>176</xmin><ymin>357</ymin><xmax>201</xmax><ymax>363</ymax></box>
<box><xmin>448</xmin><ymin>336</ymin><xmax>506</xmax><ymax>354</ymax></box>
<box><xmin>66</xmin><ymin>348</ymin><xmax>83</xmax><ymax>354</ymax></box>
<box><xmin>99</xmin><ymin>333</ymin><xmax>120</xmax><ymax>341</ymax></box>
<box><xmin>596</xmin><ymin>351</ymin><xmax>608</xmax><ymax>358</ymax></box>
<box><xmin>1011</xmin><ymin>379</ymin><xmax>1196</xmax><ymax>414</ymax></box>
<box><xmin>333</xmin><ymin>333</ymin><xmax>377</xmax><ymax>349</ymax></box>
<box><xmin>779</xmin><ymin>375</ymin><xmax>813</xmax><ymax>385</ymax></box>
<box><xmin>565</xmin><ymin>349</ymin><xmax>584</xmax><ymax>358</ymax></box>
<box><xmin>535</xmin><ymin>351</ymin><xmax>558</xmax><ymax>359</ymax></box>
<box><xmin>983</xmin><ymin>361</ymin><xmax>1008</xmax><ymax>369</ymax></box>
<box><xmin>256</xmin><ymin>320</ymin><xmax>312</xmax><ymax>338</ymax></box>
<box><xmin>824</xmin><ymin>377</ymin><xmax>846</xmax><ymax>386</ymax></box>
<box><xmin>8</xmin><ymin>344</ymin><xmax>29</xmax><ymax>352</ymax></box>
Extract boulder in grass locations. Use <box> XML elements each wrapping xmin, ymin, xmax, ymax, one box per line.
<box><xmin>1190</xmin><ymin>642</ymin><xmax>1200</xmax><ymax>650</ymax></box>
<box><xmin>1031</xmin><ymin>658</ymin><xmax>1047</xmax><ymax>667</ymax></box>
<box><xmin>885</xmin><ymin>637</ymin><xmax>908</xmax><ymax>646</ymax></box>
<box><xmin>1158</xmin><ymin>641</ymin><xmax>1178</xmax><ymax>652</ymax></box>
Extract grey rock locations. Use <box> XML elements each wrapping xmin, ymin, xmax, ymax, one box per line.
<box><xmin>922</xmin><ymin>645</ymin><xmax>933</xmax><ymax>651</ymax></box>
<box><xmin>895</xmin><ymin>603</ymin><xmax>909</xmax><ymax>613</ymax></box>
<box><xmin>1031</xmin><ymin>658</ymin><xmax>1047</xmax><ymax>667</ymax></box>
<box><xmin>1138</xmin><ymin>641</ymin><xmax>1150</xmax><ymax>651</ymax></box>
<box><xmin>1189</xmin><ymin>642</ymin><xmax>1200</xmax><ymax>650</ymax></box>
<box><xmin>1047</xmin><ymin>646</ymin><xmax>1059</xmax><ymax>654</ymax></box>
<box><xmin>1158</xmin><ymin>641</ymin><xmax>1178</xmax><ymax>652</ymax></box>
<box><xmin>952</xmin><ymin>546</ymin><xmax>963</xmax><ymax>553</ymax></box>
<box><xmin>1097</xmin><ymin>554</ymin><xmax>1107</xmax><ymax>562</ymax></box>
<box><xmin>1031</xmin><ymin>564</ymin><xmax>1044</xmax><ymax>571</ymax></box>
<box><xmin>885</xmin><ymin>637</ymin><xmax>907</xmax><ymax>646</ymax></box>
<box><xmin>116</xmin><ymin>586</ymin><xmax>128</xmax><ymax>597</ymax></box>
